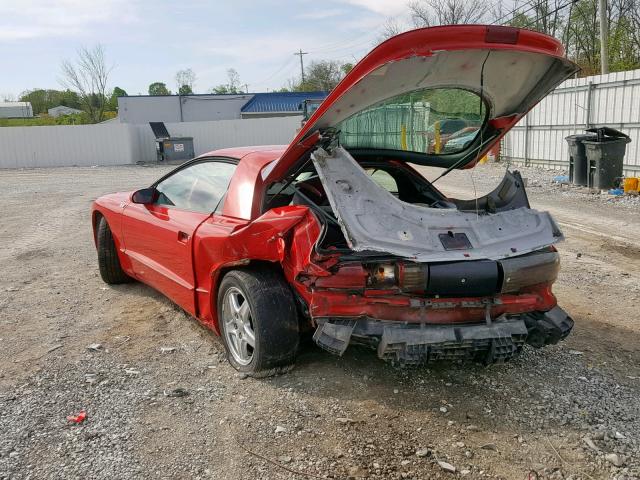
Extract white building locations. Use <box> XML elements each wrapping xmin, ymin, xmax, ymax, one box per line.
<box><xmin>117</xmin><ymin>92</ymin><xmax>328</xmax><ymax>124</ymax></box>
<box><xmin>48</xmin><ymin>105</ymin><xmax>82</xmax><ymax>117</ymax></box>
<box><xmin>0</xmin><ymin>102</ymin><xmax>33</xmax><ymax>119</ymax></box>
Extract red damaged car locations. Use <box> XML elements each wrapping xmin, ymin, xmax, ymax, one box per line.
<box><xmin>92</xmin><ymin>26</ymin><xmax>578</xmax><ymax>375</ymax></box>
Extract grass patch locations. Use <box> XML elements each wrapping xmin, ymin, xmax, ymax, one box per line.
<box><xmin>0</xmin><ymin>111</ymin><xmax>117</xmax><ymax>127</ymax></box>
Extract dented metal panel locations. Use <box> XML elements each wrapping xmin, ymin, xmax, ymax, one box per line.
<box><xmin>313</xmin><ymin>146</ymin><xmax>562</xmax><ymax>262</ymax></box>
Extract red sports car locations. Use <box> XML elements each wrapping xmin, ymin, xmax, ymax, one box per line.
<box><xmin>92</xmin><ymin>25</ymin><xmax>578</xmax><ymax>376</ymax></box>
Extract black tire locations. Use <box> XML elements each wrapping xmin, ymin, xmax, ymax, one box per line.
<box><xmin>217</xmin><ymin>268</ymin><xmax>299</xmax><ymax>377</ymax></box>
<box><xmin>96</xmin><ymin>216</ymin><xmax>131</xmax><ymax>284</ymax></box>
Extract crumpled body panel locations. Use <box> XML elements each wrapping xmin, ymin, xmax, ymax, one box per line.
<box><xmin>313</xmin><ymin>147</ymin><xmax>562</xmax><ymax>262</ymax></box>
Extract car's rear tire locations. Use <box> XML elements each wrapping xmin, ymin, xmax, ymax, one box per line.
<box><xmin>96</xmin><ymin>216</ymin><xmax>131</xmax><ymax>285</ymax></box>
<box><xmin>217</xmin><ymin>268</ymin><xmax>299</xmax><ymax>377</ymax></box>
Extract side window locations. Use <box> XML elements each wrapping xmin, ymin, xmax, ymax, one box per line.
<box><xmin>155</xmin><ymin>161</ymin><xmax>236</xmax><ymax>213</ymax></box>
<box><xmin>366</xmin><ymin>168</ymin><xmax>398</xmax><ymax>194</ymax></box>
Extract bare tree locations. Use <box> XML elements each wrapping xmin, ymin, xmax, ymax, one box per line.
<box><xmin>409</xmin><ymin>0</ymin><xmax>487</xmax><ymax>26</ymax></box>
<box><xmin>227</xmin><ymin>68</ymin><xmax>241</xmax><ymax>92</ymax></box>
<box><xmin>399</xmin><ymin>0</ymin><xmax>639</xmax><ymax>74</ymax></box>
<box><xmin>608</xmin><ymin>0</ymin><xmax>640</xmax><ymax>69</ymax></box>
<box><xmin>61</xmin><ymin>45</ymin><xmax>112</xmax><ymax>123</ymax></box>
<box><xmin>505</xmin><ymin>0</ymin><xmax>564</xmax><ymax>36</ymax></box>
<box><xmin>378</xmin><ymin>17</ymin><xmax>406</xmax><ymax>42</ymax></box>
<box><xmin>210</xmin><ymin>68</ymin><xmax>243</xmax><ymax>94</ymax></box>
<box><xmin>175</xmin><ymin>68</ymin><xmax>196</xmax><ymax>94</ymax></box>
<box><xmin>628</xmin><ymin>0</ymin><xmax>640</xmax><ymax>59</ymax></box>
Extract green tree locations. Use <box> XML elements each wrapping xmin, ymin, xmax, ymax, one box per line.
<box><xmin>210</xmin><ymin>68</ymin><xmax>242</xmax><ymax>94</ymax></box>
<box><xmin>293</xmin><ymin>60</ymin><xmax>347</xmax><ymax>92</ymax></box>
<box><xmin>341</xmin><ymin>63</ymin><xmax>354</xmax><ymax>76</ymax></box>
<box><xmin>498</xmin><ymin>0</ymin><xmax>639</xmax><ymax>75</ymax></box>
<box><xmin>59</xmin><ymin>90</ymin><xmax>81</xmax><ymax>109</ymax></box>
<box><xmin>148</xmin><ymin>82</ymin><xmax>171</xmax><ymax>95</ymax></box>
<box><xmin>108</xmin><ymin>86</ymin><xmax>127</xmax><ymax>111</ymax></box>
<box><xmin>606</xmin><ymin>0</ymin><xmax>640</xmax><ymax>72</ymax></box>
<box><xmin>175</xmin><ymin>68</ymin><xmax>196</xmax><ymax>93</ymax></box>
<box><xmin>112</xmin><ymin>86</ymin><xmax>127</xmax><ymax>98</ymax></box>
<box><xmin>210</xmin><ymin>85</ymin><xmax>230</xmax><ymax>94</ymax></box>
<box><xmin>19</xmin><ymin>89</ymin><xmax>81</xmax><ymax>114</ymax></box>
<box><xmin>19</xmin><ymin>89</ymin><xmax>50</xmax><ymax>114</ymax></box>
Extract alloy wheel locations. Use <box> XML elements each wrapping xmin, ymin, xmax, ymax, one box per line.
<box><xmin>222</xmin><ymin>287</ymin><xmax>256</xmax><ymax>365</ymax></box>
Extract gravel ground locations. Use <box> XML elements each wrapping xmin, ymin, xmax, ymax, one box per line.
<box><xmin>1</xmin><ymin>162</ymin><xmax>639</xmax><ymax>480</ymax></box>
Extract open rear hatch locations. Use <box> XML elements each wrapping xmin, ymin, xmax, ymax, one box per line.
<box><xmin>312</xmin><ymin>146</ymin><xmax>563</xmax><ymax>261</ymax></box>
<box><xmin>262</xmin><ymin>25</ymin><xmax>578</xmax><ymax>183</ymax></box>
<box><xmin>261</xmin><ymin>25</ymin><xmax>578</xmax><ymax>261</ymax></box>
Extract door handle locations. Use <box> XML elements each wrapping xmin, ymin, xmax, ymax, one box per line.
<box><xmin>177</xmin><ymin>231</ymin><xmax>190</xmax><ymax>243</ymax></box>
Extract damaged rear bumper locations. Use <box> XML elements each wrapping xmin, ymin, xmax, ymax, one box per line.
<box><xmin>312</xmin><ymin>306</ymin><xmax>574</xmax><ymax>365</ymax></box>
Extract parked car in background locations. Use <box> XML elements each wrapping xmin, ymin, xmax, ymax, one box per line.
<box><xmin>92</xmin><ymin>25</ymin><xmax>578</xmax><ymax>376</ymax></box>
<box><xmin>301</xmin><ymin>98</ymin><xmax>323</xmax><ymax>122</ymax></box>
<box><xmin>425</xmin><ymin>118</ymin><xmax>470</xmax><ymax>153</ymax></box>
<box><xmin>442</xmin><ymin>126</ymin><xmax>481</xmax><ymax>153</ymax></box>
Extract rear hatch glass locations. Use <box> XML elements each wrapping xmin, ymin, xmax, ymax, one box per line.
<box><xmin>336</xmin><ymin>87</ymin><xmax>485</xmax><ymax>155</ymax></box>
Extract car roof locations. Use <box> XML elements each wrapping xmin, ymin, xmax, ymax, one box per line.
<box><xmin>198</xmin><ymin>145</ymin><xmax>286</xmax><ymax>162</ymax></box>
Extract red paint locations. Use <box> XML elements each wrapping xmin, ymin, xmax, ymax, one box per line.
<box><xmin>121</xmin><ymin>202</ymin><xmax>210</xmax><ymax>314</ymax></box>
<box><xmin>309</xmin><ymin>286</ymin><xmax>556</xmax><ymax>325</ymax></box>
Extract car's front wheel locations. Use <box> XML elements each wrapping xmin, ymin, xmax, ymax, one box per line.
<box><xmin>217</xmin><ymin>268</ymin><xmax>299</xmax><ymax>377</ymax></box>
<box><xmin>96</xmin><ymin>215</ymin><xmax>131</xmax><ymax>285</ymax></box>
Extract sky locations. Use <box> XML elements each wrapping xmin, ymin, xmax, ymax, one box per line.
<box><xmin>0</xmin><ymin>0</ymin><xmax>412</xmax><ymax>98</ymax></box>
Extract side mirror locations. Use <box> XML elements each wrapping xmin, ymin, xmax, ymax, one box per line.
<box><xmin>131</xmin><ymin>187</ymin><xmax>157</xmax><ymax>204</ymax></box>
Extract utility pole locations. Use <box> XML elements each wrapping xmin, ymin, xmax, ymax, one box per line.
<box><xmin>598</xmin><ymin>0</ymin><xmax>609</xmax><ymax>74</ymax></box>
<box><xmin>243</xmin><ymin>84</ymin><xmax>249</xmax><ymax>93</ymax></box>
<box><xmin>294</xmin><ymin>49</ymin><xmax>308</xmax><ymax>84</ymax></box>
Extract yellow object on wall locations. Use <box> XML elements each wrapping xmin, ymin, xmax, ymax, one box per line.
<box><xmin>400</xmin><ymin>125</ymin><xmax>407</xmax><ymax>151</ymax></box>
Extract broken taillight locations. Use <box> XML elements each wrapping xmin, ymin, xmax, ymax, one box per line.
<box><xmin>367</xmin><ymin>262</ymin><xmax>428</xmax><ymax>292</ymax></box>
<box><xmin>368</xmin><ymin>263</ymin><xmax>396</xmax><ymax>288</ymax></box>
<box><xmin>395</xmin><ymin>262</ymin><xmax>427</xmax><ymax>292</ymax></box>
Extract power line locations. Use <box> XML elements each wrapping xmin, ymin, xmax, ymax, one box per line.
<box><xmin>519</xmin><ymin>0</ymin><xmax>577</xmax><ymax>30</ymax></box>
<box><xmin>294</xmin><ymin>49</ymin><xmax>308</xmax><ymax>84</ymax></box>
<box><xmin>253</xmin><ymin>56</ymin><xmax>296</xmax><ymax>87</ymax></box>
<box><xmin>309</xmin><ymin>34</ymin><xmax>379</xmax><ymax>56</ymax></box>
<box><xmin>306</xmin><ymin>18</ymin><xmax>389</xmax><ymax>54</ymax></box>
<box><xmin>491</xmin><ymin>0</ymin><xmax>577</xmax><ymax>33</ymax></box>
<box><xmin>492</xmin><ymin>2</ymin><xmax>541</xmax><ymax>26</ymax></box>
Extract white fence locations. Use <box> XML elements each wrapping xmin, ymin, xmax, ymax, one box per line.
<box><xmin>0</xmin><ymin>116</ymin><xmax>302</xmax><ymax>169</ymax></box>
<box><xmin>502</xmin><ymin>68</ymin><xmax>640</xmax><ymax>175</ymax></box>
<box><xmin>4</xmin><ymin>69</ymin><xmax>639</xmax><ymax>172</ymax></box>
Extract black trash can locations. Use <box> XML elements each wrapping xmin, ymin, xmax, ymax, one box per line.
<box><xmin>582</xmin><ymin>127</ymin><xmax>631</xmax><ymax>190</ymax></box>
<box><xmin>565</xmin><ymin>134</ymin><xmax>596</xmax><ymax>186</ymax></box>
